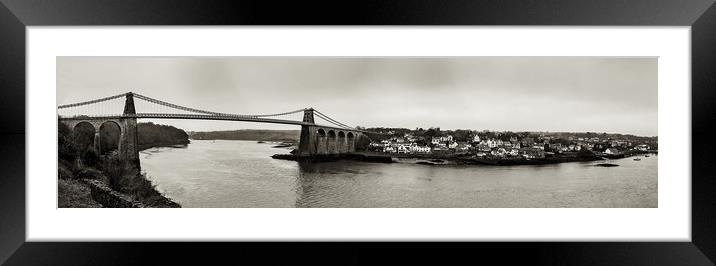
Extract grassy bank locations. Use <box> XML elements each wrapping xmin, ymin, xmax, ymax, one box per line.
<box><xmin>58</xmin><ymin>178</ymin><xmax>102</xmax><ymax>208</ymax></box>
<box><xmin>58</xmin><ymin>153</ymin><xmax>180</xmax><ymax>208</ymax></box>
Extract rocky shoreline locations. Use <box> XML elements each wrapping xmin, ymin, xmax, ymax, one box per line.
<box><xmin>272</xmin><ymin>153</ymin><xmax>394</xmax><ymax>163</ymax></box>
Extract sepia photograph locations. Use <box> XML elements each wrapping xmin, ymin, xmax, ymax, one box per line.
<box><xmin>56</xmin><ymin>56</ymin><xmax>658</xmax><ymax>208</ymax></box>
<box><xmin>3</xmin><ymin>0</ymin><xmax>712</xmax><ymax>263</ymax></box>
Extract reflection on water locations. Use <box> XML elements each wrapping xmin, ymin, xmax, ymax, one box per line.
<box><xmin>140</xmin><ymin>140</ymin><xmax>657</xmax><ymax>208</ymax></box>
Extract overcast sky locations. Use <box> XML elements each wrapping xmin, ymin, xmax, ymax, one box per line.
<box><xmin>57</xmin><ymin>57</ymin><xmax>657</xmax><ymax>136</ymax></box>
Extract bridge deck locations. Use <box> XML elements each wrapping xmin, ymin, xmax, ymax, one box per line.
<box><xmin>58</xmin><ymin>113</ymin><xmax>372</xmax><ymax>133</ymax></box>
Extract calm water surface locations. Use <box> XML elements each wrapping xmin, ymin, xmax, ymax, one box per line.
<box><xmin>140</xmin><ymin>140</ymin><xmax>657</xmax><ymax>208</ymax></box>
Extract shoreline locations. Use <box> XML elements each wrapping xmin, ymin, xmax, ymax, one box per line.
<box><xmin>153</xmin><ymin>139</ymin><xmax>654</xmax><ymax>167</ymax></box>
<box><xmin>272</xmin><ymin>153</ymin><xmax>394</xmax><ymax>163</ymax></box>
<box><xmin>138</xmin><ymin>142</ymin><xmax>190</xmax><ymax>151</ymax></box>
<box><xmin>272</xmin><ymin>150</ymin><xmax>656</xmax><ymax>166</ymax></box>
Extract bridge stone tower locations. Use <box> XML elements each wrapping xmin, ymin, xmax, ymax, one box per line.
<box><xmin>120</xmin><ymin>92</ymin><xmax>140</xmax><ymax>169</ymax></box>
<box><xmin>298</xmin><ymin>108</ymin><xmax>318</xmax><ymax>156</ymax></box>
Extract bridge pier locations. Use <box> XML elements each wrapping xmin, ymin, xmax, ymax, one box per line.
<box><xmin>119</xmin><ymin>117</ymin><xmax>139</xmax><ymax>168</ymax></box>
<box><xmin>326</xmin><ymin>130</ymin><xmax>337</xmax><ymax>154</ymax></box>
<box><xmin>61</xmin><ymin>118</ymin><xmax>139</xmax><ymax>169</ymax></box>
<box><xmin>316</xmin><ymin>128</ymin><xmax>328</xmax><ymax>154</ymax></box>
<box><xmin>298</xmin><ymin>125</ymin><xmax>318</xmax><ymax>156</ymax></box>
<box><xmin>337</xmin><ymin>132</ymin><xmax>346</xmax><ymax>153</ymax></box>
<box><xmin>93</xmin><ymin>129</ymin><xmax>101</xmax><ymax>153</ymax></box>
<box><xmin>297</xmin><ymin>109</ymin><xmax>360</xmax><ymax>156</ymax></box>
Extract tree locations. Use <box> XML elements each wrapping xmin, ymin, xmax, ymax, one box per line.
<box><xmin>137</xmin><ymin>122</ymin><xmax>190</xmax><ymax>149</ymax></box>
<box><xmin>354</xmin><ymin>134</ymin><xmax>372</xmax><ymax>151</ymax></box>
<box><xmin>577</xmin><ymin>148</ymin><xmax>595</xmax><ymax>158</ymax></box>
<box><xmin>424</xmin><ymin>127</ymin><xmax>441</xmax><ymax>140</ymax></box>
<box><xmin>58</xmin><ymin>121</ymin><xmax>77</xmax><ymax>162</ymax></box>
<box><xmin>81</xmin><ymin>147</ymin><xmax>100</xmax><ymax>168</ymax></box>
<box><xmin>452</xmin><ymin>129</ymin><xmax>471</xmax><ymax>142</ymax></box>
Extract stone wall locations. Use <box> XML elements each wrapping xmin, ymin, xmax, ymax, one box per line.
<box><xmin>80</xmin><ymin>179</ymin><xmax>144</xmax><ymax>208</ymax></box>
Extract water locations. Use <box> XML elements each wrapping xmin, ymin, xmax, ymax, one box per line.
<box><xmin>140</xmin><ymin>140</ymin><xmax>657</xmax><ymax>208</ymax></box>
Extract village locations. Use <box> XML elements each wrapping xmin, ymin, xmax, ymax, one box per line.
<box><xmin>366</xmin><ymin>128</ymin><xmax>657</xmax><ymax>160</ymax></box>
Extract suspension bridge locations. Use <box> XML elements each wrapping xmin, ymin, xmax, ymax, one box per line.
<box><xmin>58</xmin><ymin>92</ymin><xmax>371</xmax><ymax>168</ymax></box>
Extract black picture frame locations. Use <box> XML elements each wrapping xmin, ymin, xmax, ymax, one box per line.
<box><xmin>1</xmin><ymin>0</ymin><xmax>715</xmax><ymax>264</ymax></box>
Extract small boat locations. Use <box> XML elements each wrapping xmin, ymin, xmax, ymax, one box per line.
<box><xmin>272</xmin><ymin>142</ymin><xmax>294</xmax><ymax>148</ymax></box>
<box><xmin>595</xmin><ymin>163</ymin><xmax>619</xmax><ymax>167</ymax></box>
<box><xmin>645</xmin><ymin>154</ymin><xmax>650</xmax><ymax>157</ymax></box>
<box><xmin>633</xmin><ymin>158</ymin><xmax>641</xmax><ymax>161</ymax></box>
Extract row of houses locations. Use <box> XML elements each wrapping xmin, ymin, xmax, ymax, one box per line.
<box><xmin>371</xmin><ymin>142</ymin><xmax>432</xmax><ymax>154</ymax></box>
<box><xmin>475</xmin><ymin>147</ymin><xmax>546</xmax><ymax>159</ymax></box>
<box><xmin>604</xmin><ymin>144</ymin><xmax>650</xmax><ymax>155</ymax></box>
<box><xmin>375</xmin><ymin>133</ymin><xmax>652</xmax><ymax>157</ymax></box>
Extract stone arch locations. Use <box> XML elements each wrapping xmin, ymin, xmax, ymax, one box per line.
<box><xmin>99</xmin><ymin>121</ymin><xmax>122</xmax><ymax>155</ymax></box>
<box><xmin>327</xmin><ymin>130</ymin><xmax>337</xmax><ymax>154</ymax></box>
<box><xmin>316</xmin><ymin>128</ymin><xmax>328</xmax><ymax>154</ymax></box>
<box><xmin>347</xmin><ymin>132</ymin><xmax>355</xmax><ymax>152</ymax></box>
<box><xmin>72</xmin><ymin>121</ymin><xmax>96</xmax><ymax>153</ymax></box>
<box><xmin>337</xmin><ymin>131</ymin><xmax>346</xmax><ymax>153</ymax></box>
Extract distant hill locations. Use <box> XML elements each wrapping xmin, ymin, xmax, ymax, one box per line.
<box><xmin>190</xmin><ymin>129</ymin><xmax>300</xmax><ymax>142</ymax></box>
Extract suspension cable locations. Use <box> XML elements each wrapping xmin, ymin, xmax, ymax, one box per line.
<box><xmin>314</xmin><ymin>110</ymin><xmax>355</xmax><ymax>129</ymax></box>
<box><xmin>246</xmin><ymin>108</ymin><xmax>306</xmax><ymax>118</ymax></box>
<box><xmin>315</xmin><ymin>112</ymin><xmax>353</xmax><ymax>129</ymax></box>
<box><xmin>135</xmin><ymin>93</ymin><xmax>307</xmax><ymax>118</ymax></box>
<box><xmin>57</xmin><ymin>93</ymin><xmax>127</xmax><ymax>109</ymax></box>
<box><xmin>133</xmin><ymin>93</ymin><xmax>229</xmax><ymax>116</ymax></box>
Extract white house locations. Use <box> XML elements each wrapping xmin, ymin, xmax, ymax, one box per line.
<box><xmin>397</xmin><ymin>144</ymin><xmax>411</xmax><ymax>153</ymax></box>
<box><xmin>486</xmin><ymin>139</ymin><xmax>498</xmax><ymax>148</ymax></box>
<box><xmin>433</xmin><ymin>143</ymin><xmax>448</xmax><ymax>151</ymax></box>
<box><xmin>605</xmin><ymin>147</ymin><xmax>621</xmax><ymax>155</ymax></box>
<box><xmin>431</xmin><ymin>137</ymin><xmax>441</xmax><ymax>145</ymax></box>
<box><xmin>439</xmin><ymin>135</ymin><xmax>453</xmax><ymax>142</ymax></box>
<box><xmin>491</xmin><ymin>148</ymin><xmax>507</xmax><ymax>157</ymax></box>
<box><xmin>457</xmin><ymin>142</ymin><xmax>472</xmax><ymax>151</ymax></box>
<box><xmin>411</xmin><ymin>145</ymin><xmax>431</xmax><ymax>153</ymax></box>
<box><xmin>532</xmin><ymin>145</ymin><xmax>545</xmax><ymax>150</ymax></box>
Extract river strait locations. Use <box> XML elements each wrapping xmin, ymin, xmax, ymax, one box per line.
<box><xmin>140</xmin><ymin>140</ymin><xmax>657</xmax><ymax>208</ymax></box>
